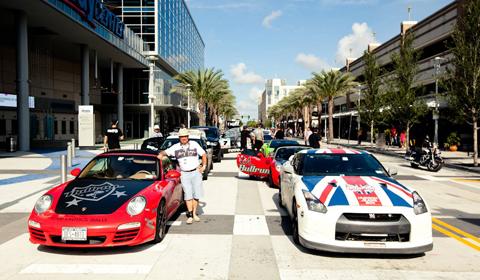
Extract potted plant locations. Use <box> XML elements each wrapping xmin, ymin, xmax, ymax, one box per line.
<box><xmin>445</xmin><ymin>132</ymin><xmax>461</xmax><ymax>151</ymax></box>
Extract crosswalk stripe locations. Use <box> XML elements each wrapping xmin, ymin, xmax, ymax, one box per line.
<box><xmin>233</xmin><ymin>215</ymin><xmax>270</xmax><ymax>235</ymax></box>
<box><xmin>166</xmin><ymin>221</ymin><xmax>182</xmax><ymax>226</ymax></box>
<box><xmin>19</xmin><ymin>264</ymin><xmax>152</xmax><ymax>274</ymax></box>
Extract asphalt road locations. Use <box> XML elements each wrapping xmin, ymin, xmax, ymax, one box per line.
<box><xmin>1</xmin><ymin>151</ymin><xmax>480</xmax><ymax>279</ymax></box>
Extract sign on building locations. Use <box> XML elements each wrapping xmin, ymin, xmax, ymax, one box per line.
<box><xmin>78</xmin><ymin>105</ymin><xmax>95</xmax><ymax>149</ymax></box>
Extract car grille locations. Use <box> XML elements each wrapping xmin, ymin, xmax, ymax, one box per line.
<box><xmin>113</xmin><ymin>229</ymin><xmax>140</xmax><ymax>243</ymax></box>
<box><xmin>335</xmin><ymin>213</ymin><xmax>411</xmax><ymax>243</ymax></box>
<box><xmin>29</xmin><ymin>228</ymin><xmax>46</xmax><ymax>242</ymax></box>
<box><xmin>343</xmin><ymin>213</ymin><xmax>402</xmax><ymax>222</ymax></box>
<box><xmin>50</xmin><ymin>235</ymin><xmax>106</xmax><ymax>245</ymax></box>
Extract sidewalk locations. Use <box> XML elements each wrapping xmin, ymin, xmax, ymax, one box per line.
<box><xmin>290</xmin><ymin>136</ymin><xmax>480</xmax><ymax>174</ymax></box>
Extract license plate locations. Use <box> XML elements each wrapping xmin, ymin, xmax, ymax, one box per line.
<box><xmin>62</xmin><ymin>227</ymin><xmax>87</xmax><ymax>241</ymax></box>
<box><xmin>364</xmin><ymin>242</ymin><xmax>386</xmax><ymax>248</ymax></box>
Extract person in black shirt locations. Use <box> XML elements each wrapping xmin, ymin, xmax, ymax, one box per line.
<box><xmin>274</xmin><ymin>127</ymin><xmax>285</xmax><ymax>139</ymax></box>
<box><xmin>308</xmin><ymin>128</ymin><xmax>323</xmax><ymax>148</ymax></box>
<box><xmin>104</xmin><ymin>119</ymin><xmax>124</xmax><ymax>151</ymax></box>
<box><xmin>240</xmin><ymin>126</ymin><xmax>252</xmax><ymax>150</ymax></box>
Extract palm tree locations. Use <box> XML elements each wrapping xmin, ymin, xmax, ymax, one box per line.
<box><xmin>172</xmin><ymin>67</ymin><xmax>228</xmax><ymax>126</ymax></box>
<box><xmin>314</xmin><ymin>70</ymin><xmax>357</xmax><ymax>142</ymax></box>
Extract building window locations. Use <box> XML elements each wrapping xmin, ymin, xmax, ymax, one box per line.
<box><xmin>70</xmin><ymin>121</ymin><xmax>74</xmax><ymax>134</ymax></box>
<box><xmin>54</xmin><ymin>121</ymin><xmax>58</xmax><ymax>134</ymax></box>
<box><xmin>268</xmin><ymin>96</ymin><xmax>271</xmax><ymax>104</ymax></box>
<box><xmin>12</xmin><ymin>120</ymin><xmax>18</xmax><ymax>135</ymax></box>
<box><xmin>62</xmin><ymin>121</ymin><xmax>66</xmax><ymax>134</ymax></box>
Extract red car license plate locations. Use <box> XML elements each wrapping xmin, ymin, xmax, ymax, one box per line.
<box><xmin>62</xmin><ymin>227</ymin><xmax>87</xmax><ymax>241</ymax></box>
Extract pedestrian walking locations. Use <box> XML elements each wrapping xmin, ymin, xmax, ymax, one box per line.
<box><xmin>400</xmin><ymin>131</ymin><xmax>406</xmax><ymax>148</ymax></box>
<box><xmin>104</xmin><ymin>119</ymin><xmax>124</xmax><ymax>151</ymax></box>
<box><xmin>157</xmin><ymin>129</ymin><xmax>207</xmax><ymax>224</ymax></box>
<box><xmin>150</xmin><ymin>124</ymin><xmax>163</xmax><ymax>138</ymax></box>
<box><xmin>304</xmin><ymin>127</ymin><xmax>312</xmax><ymax>145</ymax></box>
<box><xmin>240</xmin><ymin>125</ymin><xmax>252</xmax><ymax>150</ymax></box>
<box><xmin>358</xmin><ymin>127</ymin><xmax>363</xmax><ymax>145</ymax></box>
<box><xmin>391</xmin><ymin>125</ymin><xmax>397</xmax><ymax>146</ymax></box>
<box><xmin>252</xmin><ymin>124</ymin><xmax>264</xmax><ymax>152</ymax></box>
<box><xmin>308</xmin><ymin>128</ymin><xmax>323</xmax><ymax>148</ymax></box>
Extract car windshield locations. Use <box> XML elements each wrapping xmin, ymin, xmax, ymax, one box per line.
<box><xmin>270</xmin><ymin>140</ymin><xmax>298</xmax><ymax>148</ymax></box>
<box><xmin>161</xmin><ymin>139</ymin><xmax>203</xmax><ymax>149</ymax></box>
<box><xmin>275</xmin><ymin>147</ymin><xmax>310</xmax><ymax>160</ymax></box>
<box><xmin>301</xmin><ymin>154</ymin><xmax>387</xmax><ymax>176</ymax></box>
<box><xmin>193</xmin><ymin>127</ymin><xmax>217</xmax><ymax>138</ymax></box>
<box><xmin>78</xmin><ymin>155</ymin><xmax>159</xmax><ymax>180</ymax></box>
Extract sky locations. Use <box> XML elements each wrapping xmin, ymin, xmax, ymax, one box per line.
<box><xmin>185</xmin><ymin>0</ymin><xmax>453</xmax><ymax>120</ymax></box>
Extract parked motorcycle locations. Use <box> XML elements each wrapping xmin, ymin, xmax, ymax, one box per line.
<box><xmin>405</xmin><ymin>139</ymin><xmax>444</xmax><ymax>172</ymax></box>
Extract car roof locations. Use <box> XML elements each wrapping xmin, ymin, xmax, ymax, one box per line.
<box><xmin>168</xmin><ymin>129</ymin><xmax>206</xmax><ymax>139</ymax></box>
<box><xmin>298</xmin><ymin>148</ymin><xmax>370</xmax><ymax>155</ymax></box>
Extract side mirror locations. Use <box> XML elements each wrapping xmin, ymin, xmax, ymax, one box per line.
<box><xmin>288</xmin><ymin>155</ymin><xmax>294</xmax><ymax>162</ymax></box>
<box><xmin>165</xmin><ymin>170</ymin><xmax>181</xmax><ymax>179</ymax></box>
<box><xmin>388</xmin><ymin>167</ymin><xmax>398</xmax><ymax>176</ymax></box>
<box><xmin>284</xmin><ymin>163</ymin><xmax>294</xmax><ymax>174</ymax></box>
<box><xmin>257</xmin><ymin>153</ymin><xmax>263</xmax><ymax>158</ymax></box>
<box><xmin>70</xmin><ymin>168</ymin><xmax>81</xmax><ymax>177</ymax></box>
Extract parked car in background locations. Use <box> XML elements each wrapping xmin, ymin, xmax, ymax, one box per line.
<box><xmin>160</xmin><ymin>129</ymin><xmax>214</xmax><ymax>180</ymax></box>
<box><xmin>268</xmin><ymin>145</ymin><xmax>312</xmax><ymax>188</ymax></box>
<box><xmin>261</xmin><ymin>139</ymin><xmax>300</xmax><ymax>157</ymax></box>
<box><xmin>141</xmin><ymin>137</ymin><xmax>165</xmax><ymax>152</ymax></box>
<box><xmin>192</xmin><ymin>126</ymin><xmax>222</xmax><ymax>162</ymax></box>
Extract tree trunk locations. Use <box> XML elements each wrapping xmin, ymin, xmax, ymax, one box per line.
<box><xmin>406</xmin><ymin>123</ymin><xmax>410</xmax><ymax>151</ymax></box>
<box><xmin>474</xmin><ymin>118</ymin><xmax>478</xmax><ymax>166</ymax></box>
<box><xmin>317</xmin><ymin>102</ymin><xmax>323</xmax><ymax>129</ymax></box>
<box><xmin>370</xmin><ymin>120</ymin><xmax>374</xmax><ymax>148</ymax></box>
<box><xmin>198</xmin><ymin>99</ymin><xmax>205</xmax><ymax>126</ymax></box>
<box><xmin>309</xmin><ymin>105</ymin><xmax>313</xmax><ymax>128</ymax></box>
<box><xmin>328</xmin><ymin>98</ymin><xmax>334</xmax><ymax>142</ymax></box>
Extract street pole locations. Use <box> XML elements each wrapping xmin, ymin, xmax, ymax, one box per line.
<box><xmin>186</xmin><ymin>84</ymin><xmax>191</xmax><ymax>128</ymax></box>
<box><xmin>357</xmin><ymin>86</ymin><xmax>361</xmax><ymax>132</ymax></box>
<box><xmin>433</xmin><ymin>57</ymin><xmax>443</xmax><ymax>148</ymax></box>
<box><xmin>146</xmin><ymin>55</ymin><xmax>158</xmax><ymax>136</ymax></box>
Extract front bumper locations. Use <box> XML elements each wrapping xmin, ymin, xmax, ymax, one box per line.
<box><xmin>28</xmin><ymin>212</ymin><xmax>156</xmax><ymax>247</ymax></box>
<box><xmin>296</xmin><ymin>203</ymin><xmax>433</xmax><ymax>254</ymax></box>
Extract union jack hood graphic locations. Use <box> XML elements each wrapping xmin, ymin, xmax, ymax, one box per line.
<box><xmin>301</xmin><ymin>176</ymin><xmax>414</xmax><ymax>207</ymax></box>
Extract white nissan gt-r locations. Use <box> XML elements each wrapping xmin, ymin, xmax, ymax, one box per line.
<box><xmin>279</xmin><ymin>148</ymin><xmax>433</xmax><ymax>254</ymax></box>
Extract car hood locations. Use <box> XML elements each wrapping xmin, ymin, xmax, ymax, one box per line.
<box><xmin>206</xmin><ymin>137</ymin><xmax>219</xmax><ymax>142</ymax></box>
<box><xmin>55</xmin><ymin>179</ymin><xmax>154</xmax><ymax>215</ymax></box>
<box><xmin>301</xmin><ymin>176</ymin><xmax>413</xmax><ymax>207</ymax></box>
<box><xmin>275</xmin><ymin>159</ymin><xmax>288</xmax><ymax>165</ymax></box>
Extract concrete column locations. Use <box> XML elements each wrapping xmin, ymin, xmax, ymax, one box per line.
<box><xmin>81</xmin><ymin>44</ymin><xmax>90</xmax><ymax>105</ymax></box>
<box><xmin>15</xmin><ymin>10</ymin><xmax>30</xmax><ymax>151</ymax></box>
<box><xmin>116</xmin><ymin>63</ymin><xmax>124</xmax><ymax>131</ymax></box>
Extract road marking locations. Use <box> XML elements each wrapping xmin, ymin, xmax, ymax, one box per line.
<box><xmin>233</xmin><ymin>215</ymin><xmax>270</xmax><ymax>235</ymax></box>
<box><xmin>414</xmin><ymin>175</ymin><xmax>449</xmax><ymax>181</ymax></box>
<box><xmin>432</xmin><ymin>218</ymin><xmax>480</xmax><ymax>252</ymax></box>
<box><xmin>19</xmin><ymin>264</ymin><xmax>152</xmax><ymax>274</ymax></box>
<box><xmin>166</xmin><ymin>221</ymin><xmax>182</xmax><ymax>226</ymax></box>
<box><xmin>452</xmin><ymin>178</ymin><xmax>480</xmax><ymax>184</ymax></box>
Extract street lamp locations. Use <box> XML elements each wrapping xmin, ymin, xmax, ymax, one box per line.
<box><xmin>357</xmin><ymin>85</ymin><xmax>361</xmax><ymax>132</ymax></box>
<box><xmin>146</xmin><ymin>55</ymin><xmax>159</xmax><ymax>136</ymax></box>
<box><xmin>433</xmin><ymin>56</ymin><xmax>444</xmax><ymax>148</ymax></box>
<box><xmin>185</xmin><ymin>84</ymin><xmax>192</xmax><ymax>128</ymax></box>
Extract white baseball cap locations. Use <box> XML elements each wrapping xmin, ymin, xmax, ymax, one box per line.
<box><xmin>154</xmin><ymin>125</ymin><xmax>160</xmax><ymax>129</ymax></box>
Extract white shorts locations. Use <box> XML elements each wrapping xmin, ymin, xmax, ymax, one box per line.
<box><xmin>180</xmin><ymin>170</ymin><xmax>204</xmax><ymax>200</ymax></box>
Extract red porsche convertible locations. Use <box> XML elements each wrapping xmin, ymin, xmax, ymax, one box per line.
<box><xmin>28</xmin><ymin>150</ymin><xmax>184</xmax><ymax>247</ymax></box>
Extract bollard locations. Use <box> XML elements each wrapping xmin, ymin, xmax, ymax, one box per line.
<box><xmin>71</xmin><ymin>139</ymin><xmax>76</xmax><ymax>157</ymax></box>
<box><xmin>60</xmin><ymin>155</ymin><xmax>67</xmax><ymax>184</ymax></box>
<box><xmin>67</xmin><ymin>143</ymin><xmax>72</xmax><ymax>167</ymax></box>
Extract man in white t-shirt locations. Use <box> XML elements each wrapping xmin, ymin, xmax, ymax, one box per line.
<box><xmin>157</xmin><ymin>129</ymin><xmax>207</xmax><ymax>224</ymax></box>
<box><xmin>150</xmin><ymin>124</ymin><xmax>163</xmax><ymax>138</ymax></box>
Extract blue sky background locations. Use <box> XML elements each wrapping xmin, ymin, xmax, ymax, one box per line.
<box><xmin>186</xmin><ymin>0</ymin><xmax>453</xmax><ymax>120</ymax></box>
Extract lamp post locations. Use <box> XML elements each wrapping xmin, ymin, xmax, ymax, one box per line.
<box><xmin>433</xmin><ymin>57</ymin><xmax>444</xmax><ymax>147</ymax></box>
<box><xmin>146</xmin><ymin>55</ymin><xmax>159</xmax><ymax>136</ymax></box>
<box><xmin>357</xmin><ymin>85</ymin><xmax>361</xmax><ymax>132</ymax></box>
<box><xmin>185</xmin><ymin>84</ymin><xmax>192</xmax><ymax>128</ymax></box>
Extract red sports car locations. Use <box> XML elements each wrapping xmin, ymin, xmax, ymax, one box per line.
<box><xmin>236</xmin><ymin>149</ymin><xmax>271</xmax><ymax>178</ymax></box>
<box><xmin>267</xmin><ymin>145</ymin><xmax>312</xmax><ymax>187</ymax></box>
<box><xmin>28</xmin><ymin>150</ymin><xmax>183</xmax><ymax>247</ymax></box>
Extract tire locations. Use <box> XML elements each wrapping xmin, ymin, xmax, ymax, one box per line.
<box><xmin>268</xmin><ymin>170</ymin><xmax>276</xmax><ymax>188</ymax></box>
<box><xmin>410</xmin><ymin>162</ymin><xmax>419</xmax><ymax>168</ymax></box>
<box><xmin>278</xmin><ymin>181</ymin><xmax>285</xmax><ymax>208</ymax></box>
<box><xmin>215</xmin><ymin>151</ymin><xmax>222</xmax><ymax>163</ymax></box>
<box><xmin>154</xmin><ymin>200</ymin><xmax>167</xmax><ymax>243</ymax></box>
<box><xmin>292</xmin><ymin>199</ymin><xmax>300</xmax><ymax>245</ymax></box>
<box><xmin>427</xmin><ymin>158</ymin><xmax>443</xmax><ymax>172</ymax></box>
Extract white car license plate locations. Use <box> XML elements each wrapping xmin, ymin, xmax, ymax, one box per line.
<box><xmin>62</xmin><ymin>227</ymin><xmax>87</xmax><ymax>241</ymax></box>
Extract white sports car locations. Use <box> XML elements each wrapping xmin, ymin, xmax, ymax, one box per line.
<box><xmin>279</xmin><ymin>148</ymin><xmax>433</xmax><ymax>254</ymax></box>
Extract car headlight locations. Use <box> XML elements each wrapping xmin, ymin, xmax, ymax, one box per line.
<box><xmin>207</xmin><ymin>141</ymin><xmax>212</xmax><ymax>146</ymax></box>
<box><xmin>34</xmin><ymin>194</ymin><xmax>53</xmax><ymax>214</ymax></box>
<box><xmin>275</xmin><ymin>164</ymin><xmax>282</xmax><ymax>171</ymax></box>
<box><xmin>412</xmin><ymin>191</ymin><xmax>428</xmax><ymax>215</ymax></box>
<box><xmin>126</xmin><ymin>196</ymin><xmax>146</xmax><ymax>216</ymax></box>
<box><xmin>302</xmin><ymin>190</ymin><xmax>327</xmax><ymax>213</ymax></box>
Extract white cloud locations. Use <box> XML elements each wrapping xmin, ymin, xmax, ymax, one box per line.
<box><xmin>262</xmin><ymin>10</ymin><xmax>282</xmax><ymax>29</ymax></box>
<box><xmin>335</xmin><ymin>22</ymin><xmax>378</xmax><ymax>66</ymax></box>
<box><xmin>294</xmin><ymin>53</ymin><xmax>332</xmax><ymax>71</ymax></box>
<box><xmin>237</xmin><ymin>100</ymin><xmax>257</xmax><ymax>111</ymax></box>
<box><xmin>248</xmin><ymin>87</ymin><xmax>263</xmax><ymax>102</ymax></box>
<box><xmin>230</xmin><ymin>63</ymin><xmax>264</xmax><ymax>85</ymax></box>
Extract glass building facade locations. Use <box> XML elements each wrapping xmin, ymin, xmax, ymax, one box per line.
<box><xmin>107</xmin><ymin>0</ymin><xmax>205</xmax><ymax>73</ymax></box>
